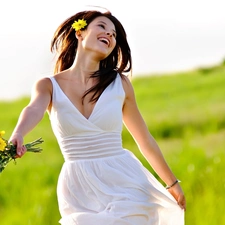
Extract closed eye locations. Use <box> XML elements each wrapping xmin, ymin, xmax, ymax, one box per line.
<box><xmin>98</xmin><ymin>24</ymin><xmax>105</xmax><ymax>29</ymax></box>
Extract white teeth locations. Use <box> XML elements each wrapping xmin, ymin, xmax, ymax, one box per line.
<box><xmin>98</xmin><ymin>38</ymin><xmax>109</xmax><ymax>46</ymax></box>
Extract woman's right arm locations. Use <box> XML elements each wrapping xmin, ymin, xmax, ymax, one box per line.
<box><xmin>9</xmin><ymin>77</ymin><xmax>52</xmax><ymax>157</ymax></box>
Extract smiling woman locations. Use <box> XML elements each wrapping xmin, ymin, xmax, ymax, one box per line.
<box><xmin>8</xmin><ymin>8</ymin><xmax>185</xmax><ymax>225</ymax></box>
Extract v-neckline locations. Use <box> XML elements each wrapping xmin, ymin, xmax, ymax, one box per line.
<box><xmin>52</xmin><ymin>77</ymin><xmax>106</xmax><ymax>120</ymax></box>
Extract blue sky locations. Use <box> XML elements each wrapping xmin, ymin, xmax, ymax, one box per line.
<box><xmin>1</xmin><ymin>0</ymin><xmax>225</xmax><ymax>99</ymax></box>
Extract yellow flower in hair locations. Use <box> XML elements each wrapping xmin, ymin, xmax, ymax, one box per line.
<box><xmin>72</xmin><ymin>19</ymin><xmax>87</xmax><ymax>31</ymax></box>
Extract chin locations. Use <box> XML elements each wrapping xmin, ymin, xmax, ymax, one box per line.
<box><xmin>97</xmin><ymin>51</ymin><xmax>111</xmax><ymax>61</ymax></box>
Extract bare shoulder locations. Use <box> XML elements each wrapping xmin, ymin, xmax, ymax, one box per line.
<box><xmin>33</xmin><ymin>77</ymin><xmax>52</xmax><ymax>92</ymax></box>
<box><xmin>31</xmin><ymin>77</ymin><xmax>53</xmax><ymax>100</ymax></box>
<box><xmin>120</xmin><ymin>74</ymin><xmax>135</xmax><ymax>99</ymax></box>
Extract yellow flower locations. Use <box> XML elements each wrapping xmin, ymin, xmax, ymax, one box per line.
<box><xmin>0</xmin><ymin>137</ymin><xmax>6</xmax><ymax>151</ymax></box>
<box><xmin>72</xmin><ymin>19</ymin><xmax>87</xmax><ymax>31</ymax></box>
<box><xmin>0</xmin><ymin>130</ymin><xmax>5</xmax><ymax>137</ymax></box>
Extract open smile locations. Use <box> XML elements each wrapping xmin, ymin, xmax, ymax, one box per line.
<box><xmin>98</xmin><ymin>37</ymin><xmax>110</xmax><ymax>47</ymax></box>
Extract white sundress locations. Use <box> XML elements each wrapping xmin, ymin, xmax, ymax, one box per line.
<box><xmin>48</xmin><ymin>74</ymin><xmax>185</xmax><ymax>225</ymax></box>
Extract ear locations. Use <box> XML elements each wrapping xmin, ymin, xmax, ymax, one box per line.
<box><xmin>75</xmin><ymin>30</ymin><xmax>82</xmax><ymax>39</ymax></box>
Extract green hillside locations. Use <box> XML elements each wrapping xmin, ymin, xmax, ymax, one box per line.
<box><xmin>0</xmin><ymin>63</ymin><xmax>225</xmax><ymax>224</ymax></box>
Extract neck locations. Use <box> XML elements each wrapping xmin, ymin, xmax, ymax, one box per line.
<box><xmin>69</xmin><ymin>52</ymin><xmax>100</xmax><ymax>83</ymax></box>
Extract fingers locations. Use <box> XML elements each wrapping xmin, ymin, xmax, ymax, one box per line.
<box><xmin>9</xmin><ymin>134</ymin><xmax>26</xmax><ymax>158</ymax></box>
<box><xmin>167</xmin><ymin>185</ymin><xmax>186</xmax><ymax>211</ymax></box>
<box><xmin>178</xmin><ymin>194</ymin><xmax>186</xmax><ymax>211</ymax></box>
<box><xmin>16</xmin><ymin>145</ymin><xmax>27</xmax><ymax>158</ymax></box>
<box><xmin>11</xmin><ymin>138</ymin><xmax>26</xmax><ymax>158</ymax></box>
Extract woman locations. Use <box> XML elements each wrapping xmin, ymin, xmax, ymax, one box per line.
<box><xmin>10</xmin><ymin>9</ymin><xmax>186</xmax><ymax>225</ymax></box>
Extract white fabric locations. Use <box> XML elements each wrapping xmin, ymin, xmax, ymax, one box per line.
<box><xmin>48</xmin><ymin>75</ymin><xmax>184</xmax><ymax>225</ymax></box>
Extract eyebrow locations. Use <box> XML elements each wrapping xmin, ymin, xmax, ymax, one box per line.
<box><xmin>98</xmin><ymin>21</ymin><xmax>116</xmax><ymax>34</ymax></box>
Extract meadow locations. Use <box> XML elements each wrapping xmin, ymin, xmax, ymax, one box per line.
<box><xmin>0</xmin><ymin>62</ymin><xmax>225</xmax><ymax>224</ymax></box>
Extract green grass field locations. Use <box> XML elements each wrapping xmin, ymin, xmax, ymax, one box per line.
<box><xmin>0</xmin><ymin>63</ymin><xmax>225</xmax><ymax>224</ymax></box>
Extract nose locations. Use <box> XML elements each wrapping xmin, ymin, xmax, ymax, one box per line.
<box><xmin>106</xmin><ymin>31</ymin><xmax>112</xmax><ymax>37</ymax></box>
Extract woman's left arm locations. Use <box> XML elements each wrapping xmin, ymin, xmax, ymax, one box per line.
<box><xmin>121</xmin><ymin>76</ymin><xmax>186</xmax><ymax>210</ymax></box>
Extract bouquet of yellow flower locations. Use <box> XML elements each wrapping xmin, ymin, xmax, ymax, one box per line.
<box><xmin>0</xmin><ymin>130</ymin><xmax>44</xmax><ymax>173</ymax></box>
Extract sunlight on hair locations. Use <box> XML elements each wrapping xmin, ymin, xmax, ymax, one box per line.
<box><xmin>76</xmin><ymin>5</ymin><xmax>110</xmax><ymax>13</ymax></box>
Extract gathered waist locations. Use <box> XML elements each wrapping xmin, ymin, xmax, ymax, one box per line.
<box><xmin>59</xmin><ymin>133</ymin><xmax>124</xmax><ymax>161</ymax></box>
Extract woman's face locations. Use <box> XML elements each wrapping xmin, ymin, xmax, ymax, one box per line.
<box><xmin>80</xmin><ymin>16</ymin><xmax>117</xmax><ymax>60</ymax></box>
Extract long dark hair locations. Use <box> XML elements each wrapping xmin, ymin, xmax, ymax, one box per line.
<box><xmin>51</xmin><ymin>10</ymin><xmax>132</xmax><ymax>102</ymax></box>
